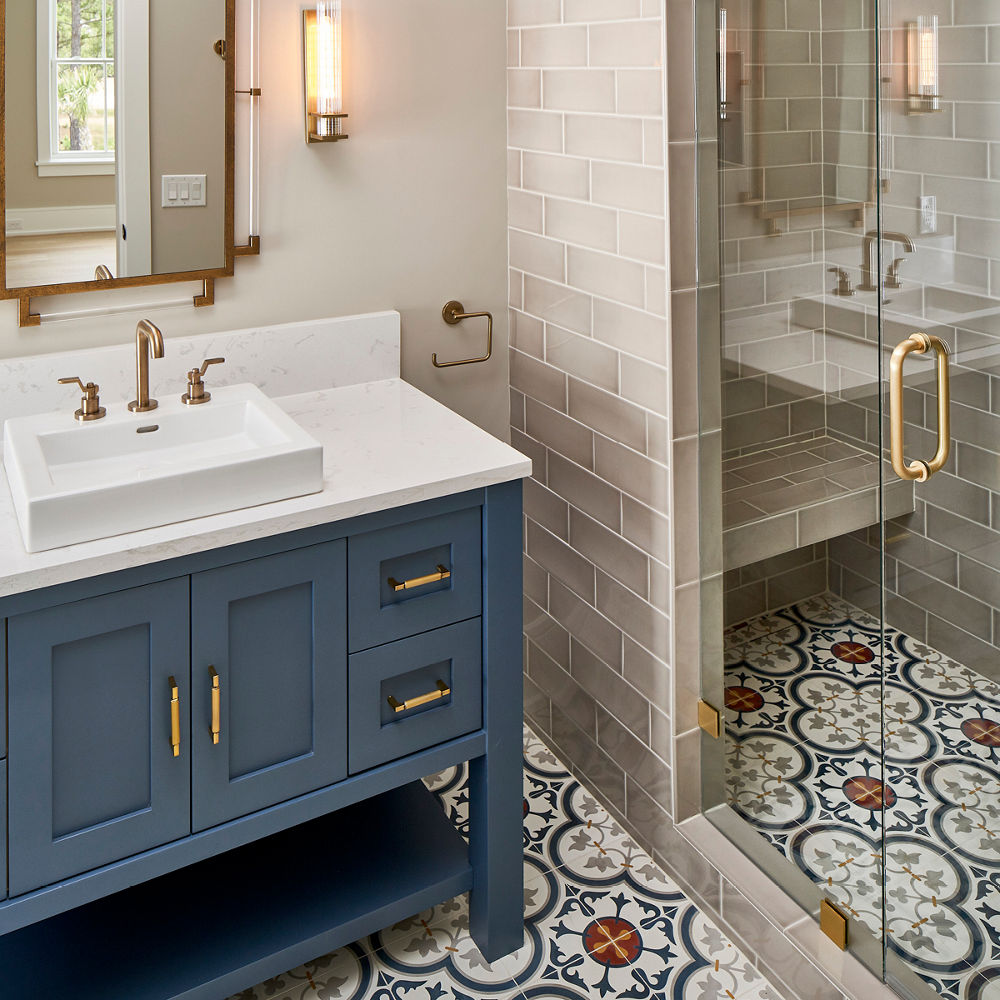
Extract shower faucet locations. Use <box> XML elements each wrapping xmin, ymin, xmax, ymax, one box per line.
<box><xmin>859</xmin><ymin>230</ymin><xmax>914</xmax><ymax>292</ymax></box>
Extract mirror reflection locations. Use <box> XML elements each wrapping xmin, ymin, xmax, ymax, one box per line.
<box><xmin>4</xmin><ymin>0</ymin><xmax>228</xmax><ymax>290</ymax></box>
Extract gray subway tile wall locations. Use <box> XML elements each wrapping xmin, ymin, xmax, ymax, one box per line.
<box><xmin>823</xmin><ymin>4</ymin><xmax>1000</xmax><ymax>678</ymax></box>
<box><xmin>508</xmin><ymin>1</ymin><xmax>674</xmax><ymax>861</ymax></box>
<box><xmin>508</xmin><ymin>2</ymin><xmax>980</xmax><ymax>999</ymax></box>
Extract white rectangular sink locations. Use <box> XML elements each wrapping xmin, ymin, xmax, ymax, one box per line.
<box><xmin>3</xmin><ymin>384</ymin><xmax>323</xmax><ymax>552</ymax></box>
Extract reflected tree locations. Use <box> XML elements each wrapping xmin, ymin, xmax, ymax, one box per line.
<box><xmin>55</xmin><ymin>0</ymin><xmax>114</xmax><ymax>151</ymax></box>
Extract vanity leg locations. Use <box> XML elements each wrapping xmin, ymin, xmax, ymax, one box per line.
<box><xmin>468</xmin><ymin>480</ymin><xmax>524</xmax><ymax>963</ymax></box>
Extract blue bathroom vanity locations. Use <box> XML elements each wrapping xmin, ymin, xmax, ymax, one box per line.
<box><xmin>0</xmin><ymin>344</ymin><xmax>530</xmax><ymax>1000</ymax></box>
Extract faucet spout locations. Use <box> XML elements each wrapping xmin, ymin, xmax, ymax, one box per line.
<box><xmin>884</xmin><ymin>231</ymin><xmax>915</xmax><ymax>254</ymax></box>
<box><xmin>129</xmin><ymin>320</ymin><xmax>165</xmax><ymax>413</ymax></box>
<box><xmin>859</xmin><ymin>230</ymin><xmax>915</xmax><ymax>292</ymax></box>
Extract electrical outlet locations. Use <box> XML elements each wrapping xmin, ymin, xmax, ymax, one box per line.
<box><xmin>920</xmin><ymin>195</ymin><xmax>937</xmax><ymax>235</ymax></box>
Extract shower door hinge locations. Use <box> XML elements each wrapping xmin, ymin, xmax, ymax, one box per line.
<box><xmin>698</xmin><ymin>700</ymin><xmax>721</xmax><ymax>740</ymax></box>
<box><xmin>820</xmin><ymin>899</ymin><xmax>849</xmax><ymax>951</ymax></box>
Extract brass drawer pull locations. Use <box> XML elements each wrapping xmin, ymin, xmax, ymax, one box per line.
<box><xmin>387</xmin><ymin>564</ymin><xmax>451</xmax><ymax>592</ymax></box>
<box><xmin>889</xmin><ymin>332</ymin><xmax>951</xmax><ymax>482</ymax></box>
<box><xmin>209</xmin><ymin>666</ymin><xmax>221</xmax><ymax>745</ymax></box>
<box><xmin>169</xmin><ymin>676</ymin><xmax>181</xmax><ymax>758</ymax></box>
<box><xmin>387</xmin><ymin>679</ymin><xmax>451</xmax><ymax>714</ymax></box>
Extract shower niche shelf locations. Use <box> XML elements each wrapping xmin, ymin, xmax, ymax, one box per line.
<box><xmin>723</xmin><ymin>435</ymin><xmax>914</xmax><ymax>570</ymax></box>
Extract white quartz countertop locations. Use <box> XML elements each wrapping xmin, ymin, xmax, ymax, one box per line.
<box><xmin>0</xmin><ymin>378</ymin><xmax>531</xmax><ymax>600</ymax></box>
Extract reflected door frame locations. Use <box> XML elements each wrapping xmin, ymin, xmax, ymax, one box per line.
<box><xmin>115</xmin><ymin>0</ymin><xmax>151</xmax><ymax>277</ymax></box>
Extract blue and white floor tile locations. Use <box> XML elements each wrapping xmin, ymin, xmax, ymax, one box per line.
<box><xmin>725</xmin><ymin>593</ymin><xmax>1000</xmax><ymax>1000</ymax></box>
<box><xmin>231</xmin><ymin>728</ymin><xmax>782</xmax><ymax>1000</ymax></box>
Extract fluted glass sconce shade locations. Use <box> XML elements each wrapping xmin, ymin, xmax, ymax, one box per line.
<box><xmin>304</xmin><ymin>1</ymin><xmax>349</xmax><ymax>143</ymax></box>
<box><xmin>718</xmin><ymin>8</ymin><xmax>728</xmax><ymax>120</ymax></box>
<box><xmin>907</xmin><ymin>16</ymin><xmax>940</xmax><ymax>114</ymax></box>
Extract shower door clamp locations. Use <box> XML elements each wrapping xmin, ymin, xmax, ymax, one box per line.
<box><xmin>820</xmin><ymin>899</ymin><xmax>849</xmax><ymax>950</ymax></box>
<box><xmin>698</xmin><ymin>700</ymin><xmax>721</xmax><ymax>740</ymax></box>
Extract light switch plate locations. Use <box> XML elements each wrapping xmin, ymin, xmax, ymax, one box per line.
<box><xmin>162</xmin><ymin>174</ymin><xmax>207</xmax><ymax>208</ymax></box>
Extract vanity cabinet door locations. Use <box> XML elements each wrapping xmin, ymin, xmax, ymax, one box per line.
<box><xmin>1</xmin><ymin>620</ymin><xmax>6</xmax><ymax>758</ymax></box>
<box><xmin>190</xmin><ymin>542</ymin><xmax>348</xmax><ymax>831</ymax></box>
<box><xmin>7</xmin><ymin>578</ymin><xmax>191</xmax><ymax>897</ymax></box>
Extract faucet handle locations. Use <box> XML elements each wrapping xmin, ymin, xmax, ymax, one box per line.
<box><xmin>58</xmin><ymin>376</ymin><xmax>106</xmax><ymax>422</ymax></box>
<box><xmin>885</xmin><ymin>257</ymin><xmax>906</xmax><ymax>289</ymax></box>
<box><xmin>827</xmin><ymin>267</ymin><xmax>855</xmax><ymax>297</ymax></box>
<box><xmin>182</xmin><ymin>357</ymin><xmax>225</xmax><ymax>406</ymax></box>
<box><xmin>196</xmin><ymin>357</ymin><xmax>226</xmax><ymax>377</ymax></box>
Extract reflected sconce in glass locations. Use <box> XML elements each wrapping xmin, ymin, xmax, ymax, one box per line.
<box><xmin>718</xmin><ymin>8</ymin><xmax>728</xmax><ymax>120</ymax></box>
<box><xmin>907</xmin><ymin>16</ymin><xmax>940</xmax><ymax>114</ymax></box>
<box><xmin>303</xmin><ymin>1</ymin><xmax>349</xmax><ymax>143</ymax></box>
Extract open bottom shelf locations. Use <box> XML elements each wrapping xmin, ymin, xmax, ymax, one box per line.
<box><xmin>0</xmin><ymin>781</ymin><xmax>472</xmax><ymax>1000</ymax></box>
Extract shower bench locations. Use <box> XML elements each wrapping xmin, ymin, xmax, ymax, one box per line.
<box><xmin>722</xmin><ymin>434</ymin><xmax>914</xmax><ymax>570</ymax></box>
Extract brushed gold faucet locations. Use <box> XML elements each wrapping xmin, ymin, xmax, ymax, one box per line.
<box><xmin>128</xmin><ymin>320</ymin><xmax>165</xmax><ymax>413</ymax></box>
<box><xmin>860</xmin><ymin>230</ymin><xmax>914</xmax><ymax>292</ymax></box>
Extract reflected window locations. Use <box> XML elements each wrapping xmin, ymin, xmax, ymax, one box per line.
<box><xmin>36</xmin><ymin>0</ymin><xmax>115</xmax><ymax>174</ymax></box>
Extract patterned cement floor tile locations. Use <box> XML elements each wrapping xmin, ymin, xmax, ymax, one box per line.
<box><xmin>234</xmin><ymin>728</ymin><xmax>780</xmax><ymax>1000</ymax></box>
<box><xmin>725</xmin><ymin>593</ymin><xmax>1000</xmax><ymax>1000</ymax></box>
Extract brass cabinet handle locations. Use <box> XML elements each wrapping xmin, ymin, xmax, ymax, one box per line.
<box><xmin>169</xmin><ymin>676</ymin><xmax>181</xmax><ymax>758</ymax></box>
<box><xmin>889</xmin><ymin>332</ymin><xmax>951</xmax><ymax>482</ymax></box>
<box><xmin>387</xmin><ymin>679</ymin><xmax>451</xmax><ymax>714</ymax></box>
<box><xmin>209</xmin><ymin>666</ymin><xmax>221</xmax><ymax>745</ymax></box>
<box><xmin>387</xmin><ymin>564</ymin><xmax>451</xmax><ymax>592</ymax></box>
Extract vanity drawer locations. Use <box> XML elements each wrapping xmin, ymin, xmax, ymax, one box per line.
<box><xmin>348</xmin><ymin>506</ymin><xmax>482</xmax><ymax>652</ymax></box>
<box><xmin>347</xmin><ymin>618</ymin><xmax>482</xmax><ymax>774</ymax></box>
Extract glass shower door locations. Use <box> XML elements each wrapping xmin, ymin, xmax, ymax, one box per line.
<box><xmin>875</xmin><ymin>3</ymin><xmax>1000</xmax><ymax>998</ymax></box>
<box><xmin>704</xmin><ymin>0</ymin><xmax>892</xmax><ymax>982</ymax></box>
<box><xmin>701</xmin><ymin>0</ymin><xmax>1000</xmax><ymax>995</ymax></box>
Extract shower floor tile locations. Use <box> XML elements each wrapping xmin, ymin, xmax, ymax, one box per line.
<box><xmin>725</xmin><ymin>593</ymin><xmax>1000</xmax><ymax>1000</ymax></box>
<box><xmin>230</xmin><ymin>727</ymin><xmax>782</xmax><ymax>1000</ymax></box>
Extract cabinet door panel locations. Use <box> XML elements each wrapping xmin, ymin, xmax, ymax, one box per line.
<box><xmin>1</xmin><ymin>620</ymin><xmax>6</xmax><ymax>758</ymax></box>
<box><xmin>0</xmin><ymin>760</ymin><xmax>6</xmax><ymax>900</ymax></box>
<box><xmin>191</xmin><ymin>541</ymin><xmax>348</xmax><ymax>831</ymax></box>
<box><xmin>7</xmin><ymin>578</ymin><xmax>191</xmax><ymax>896</ymax></box>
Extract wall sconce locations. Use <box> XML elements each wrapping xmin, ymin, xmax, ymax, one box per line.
<box><xmin>718</xmin><ymin>8</ymin><xmax>728</xmax><ymax>121</ymax></box>
<box><xmin>303</xmin><ymin>1</ymin><xmax>349</xmax><ymax>143</ymax></box>
<box><xmin>907</xmin><ymin>16</ymin><xmax>940</xmax><ymax>114</ymax></box>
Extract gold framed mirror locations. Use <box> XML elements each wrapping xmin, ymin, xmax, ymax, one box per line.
<box><xmin>0</xmin><ymin>0</ymin><xmax>255</xmax><ymax>326</ymax></box>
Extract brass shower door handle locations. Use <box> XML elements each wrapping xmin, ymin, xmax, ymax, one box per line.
<box><xmin>889</xmin><ymin>332</ymin><xmax>951</xmax><ymax>482</ymax></box>
<box><xmin>432</xmin><ymin>301</ymin><xmax>493</xmax><ymax>367</ymax></box>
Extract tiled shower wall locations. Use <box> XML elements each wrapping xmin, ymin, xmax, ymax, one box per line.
<box><xmin>825</xmin><ymin>4</ymin><xmax>1000</xmax><ymax>685</ymax></box>
<box><xmin>717</xmin><ymin>0</ymin><xmax>874</xmax><ymax>627</ymax></box>
<box><xmin>506</xmin><ymin>1</ymin><xmax>675</xmax><ymax>854</ymax></box>
<box><xmin>719</xmin><ymin>0</ymin><xmax>856</xmax><ymax>460</ymax></box>
<box><xmin>506</xmin><ymin>4</ymin><xmax>909</xmax><ymax>999</ymax></box>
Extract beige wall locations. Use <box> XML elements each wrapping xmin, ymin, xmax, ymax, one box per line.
<box><xmin>4</xmin><ymin>0</ymin><xmax>116</xmax><ymax>210</ymax></box>
<box><xmin>0</xmin><ymin>0</ymin><xmax>511</xmax><ymax>440</ymax></box>
<box><xmin>148</xmin><ymin>0</ymin><xmax>226</xmax><ymax>274</ymax></box>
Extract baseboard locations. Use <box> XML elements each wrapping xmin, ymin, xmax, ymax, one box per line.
<box><xmin>6</xmin><ymin>204</ymin><xmax>116</xmax><ymax>237</ymax></box>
